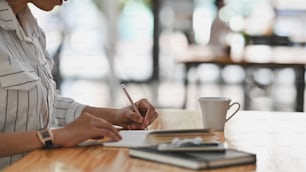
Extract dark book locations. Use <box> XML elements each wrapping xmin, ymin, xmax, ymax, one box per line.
<box><xmin>129</xmin><ymin>146</ymin><xmax>256</xmax><ymax>170</ymax></box>
<box><xmin>157</xmin><ymin>141</ymin><xmax>226</xmax><ymax>152</ymax></box>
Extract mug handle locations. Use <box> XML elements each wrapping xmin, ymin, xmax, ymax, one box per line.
<box><xmin>225</xmin><ymin>102</ymin><xmax>240</xmax><ymax>122</ymax></box>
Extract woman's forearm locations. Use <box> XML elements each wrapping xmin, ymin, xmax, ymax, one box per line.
<box><xmin>82</xmin><ymin>106</ymin><xmax>118</xmax><ymax>124</ymax></box>
<box><xmin>0</xmin><ymin>131</ymin><xmax>43</xmax><ymax>157</ymax></box>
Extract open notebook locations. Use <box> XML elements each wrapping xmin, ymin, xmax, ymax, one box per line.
<box><xmin>103</xmin><ymin>130</ymin><xmax>152</xmax><ymax>147</ymax></box>
<box><xmin>79</xmin><ymin>129</ymin><xmax>218</xmax><ymax>148</ymax></box>
<box><xmin>79</xmin><ymin>130</ymin><xmax>152</xmax><ymax>147</ymax></box>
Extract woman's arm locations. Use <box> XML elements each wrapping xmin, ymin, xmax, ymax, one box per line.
<box><xmin>0</xmin><ymin>131</ymin><xmax>42</xmax><ymax>157</ymax></box>
<box><xmin>0</xmin><ymin>112</ymin><xmax>122</xmax><ymax>157</ymax></box>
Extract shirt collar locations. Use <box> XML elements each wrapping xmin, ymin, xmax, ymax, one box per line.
<box><xmin>0</xmin><ymin>1</ymin><xmax>37</xmax><ymax>42</ymax></box>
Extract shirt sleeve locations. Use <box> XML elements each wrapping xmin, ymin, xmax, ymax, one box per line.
<box><xmin>36</xmin><ymin>25</ymin><xmax>85</xmax><ymax>127</ymax></box>
<box><xmin>53</xmin><ymin>94</ymin><xmax>86</xmax><ymax>127</ymax></box>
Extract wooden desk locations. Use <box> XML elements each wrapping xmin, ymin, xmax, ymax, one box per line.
<box><xmin>177</xmin><ymin>46</ymin><xmax>306</xmax><ymax>111</ymax></box>
<box><xmin>4</xmin><ymin>109</ymin><xmax>306</xmax><ymax>172</ymax></box>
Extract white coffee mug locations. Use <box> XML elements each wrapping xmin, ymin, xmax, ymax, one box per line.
<box><xmin>198</xmin><ymin>97</ymin><xmax>240</xmax><ymax>130</ymax></box>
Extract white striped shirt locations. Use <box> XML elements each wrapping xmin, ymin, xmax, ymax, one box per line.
<box><xmin>0</xmin><ymin>1</ymin><xmax>85</xmax><ymax>168</ymax></box>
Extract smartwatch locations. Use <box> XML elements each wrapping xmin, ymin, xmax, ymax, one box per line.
<box><xmin>36</xmin><ymin>128</ymin><xmax>55</xmax><ymax>149</ymax></box>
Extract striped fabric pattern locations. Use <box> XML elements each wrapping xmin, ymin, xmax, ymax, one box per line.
<box><xmin>0</xmin><ymin>1</ymin><xmax>85</xmax><ymax>168</ymax></box>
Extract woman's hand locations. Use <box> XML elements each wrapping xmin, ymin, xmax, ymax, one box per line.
<box><xmin>113</xmin><ymin>98</ymin><xmax>158</xmax><ymax>129</ymax></box>
<box><xmin>82</xmin><ymin>98</ymin><xmax>158</xmax><ymax>130</ymax></box>
<box><xmin>53</xmin><ymin>112</ymin><xmax>121</xmax><ymax>147</ymax></box>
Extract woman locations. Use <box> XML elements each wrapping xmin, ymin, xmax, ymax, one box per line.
<box><xmin>0</xmin><ymin>0</ymin><xmax>158</xmax><ymax>169</ymax></box>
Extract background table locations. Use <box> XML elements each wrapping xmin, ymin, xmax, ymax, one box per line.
<box><xmin>177</xmin><ymin>46</ymin><xmax>306</xmax><ymax>111</ymax></box>
<box><xmin>4</xmin><ymin>109</ymin><xmax>306</xmax><ymax>172</ymax></box>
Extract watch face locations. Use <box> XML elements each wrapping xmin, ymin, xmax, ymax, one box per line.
<box><xmin>37</xmin><ymin>129</ymin><xmax>55</xmax><ymax>148</ymax></box>
<box><xmin>41</xmin><ymin>130</ymin><xmax>51</xmax><ymax>138</ymax></box>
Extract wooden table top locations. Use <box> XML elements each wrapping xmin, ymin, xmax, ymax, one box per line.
<box><xmin>176</xmin><ymin>45</ymin><xmax>306</xmax><ymax>66</ymax></box>
<box><xmin>4</xmin><ymin>109</ymin><xmax>306</xmax><ymax>172</ymax></box>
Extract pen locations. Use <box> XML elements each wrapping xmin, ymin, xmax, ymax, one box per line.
<box><xmin>120</xmin><ymin>84</ymin><xmax>147</xmax><ymax>129</ymax></box>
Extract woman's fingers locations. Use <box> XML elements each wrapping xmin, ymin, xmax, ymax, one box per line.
<box><xmin>95</xmin><ymin>128</ymin><xmax>121</xmax><ymax>141</ymax></box>
<box><xmin>85</xmin><ymin>113</ymin><xmax>121</xmax><ymax>141</ymax></box>
<box><xmin>144</xmin><ymin>110</ymin><xmax>158</xmax><ymax>125</ymax></box>
<box><xmin>135</xmin><ymin>99</ymin><xmax>158</xmax><ymax>125</ymax></box>
<box><xmin>126</xmin><ymin>112</ymin><xmax>143</xmax><ymax>123</ymax></box>
<box><xmin>125</xmin><ymin>123</ymin><xmax>147</xmax><ymax>130</ymax></box>
<box><xmin>118</xmin><ymin>99</ymin><xmax>159</xmax><ymax>129</ymax></box>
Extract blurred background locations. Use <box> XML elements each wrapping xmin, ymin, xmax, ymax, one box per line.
<box><xmin>30</xmin><ymin>0</ymin><xmax>306</xmax><ymax>111</ymax></box>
